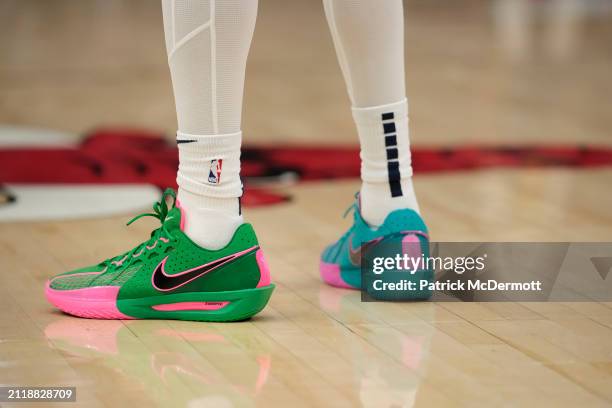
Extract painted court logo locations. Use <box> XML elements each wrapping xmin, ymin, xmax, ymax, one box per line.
<box><xmin>208</xmin><ymin>159</ymin><xmax>223</xmax><ymax>184</ymax></box>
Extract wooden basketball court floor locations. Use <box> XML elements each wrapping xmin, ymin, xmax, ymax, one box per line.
<box><xmin>1</xmin><ymin>0</ymin><xmax>612</xmax><ymax>406</ymax></box>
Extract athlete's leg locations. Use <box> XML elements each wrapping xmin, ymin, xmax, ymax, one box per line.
<box><xmin>162</xmin><ymin>0</ymin><xmax>257</xmax><ymax>249</ymax></box>
<box><xmin>323</xmin><ymin>0</ymin><xmax>419</xmax><ymax>226</ymax></box>
<box><xmin>319</xmin><ymin>1</ymin><xmax>430</xmax><ymax>293</ymax></box>
<box><xmin>44</xmin><ymin>0</ymin><xmax>273</xmax><ymax>321</ymax></box>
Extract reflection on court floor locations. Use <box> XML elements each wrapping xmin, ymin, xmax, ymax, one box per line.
<box><xmin>45</xmin><ymin>319</ymin><xmax>271</xmax><ymax>407</ymax></box>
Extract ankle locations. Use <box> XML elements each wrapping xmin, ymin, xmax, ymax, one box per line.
<box><xmin>360</xmin><ymin>179</ymin><xmax>420</xmax><ymax>226</ymax></box>
<box><xmin>177</xmin><ymin>188</ymin><xmax>243</xmax><ymax>250</ymax></box>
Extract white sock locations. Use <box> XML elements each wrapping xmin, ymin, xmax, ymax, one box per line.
<box><xmin>161</xmin><ymin>0</ymin><xmax>257</xmax><ymax>249</ymax></box>
<box><xmin>177</xmin><ymin>188</ymin><xmax>243</xmax><ymax>249</ymax></box>
<box><xmin>176</xmin><ymin>131</ymin><xmax>243</xmax><ymax>249</ymax></box>
<box><xmin>353</xmin><ymin>100</ymin><xmax>419</xmax><ymax>226</ymax></box>
<box><xmin>323</xmin><ymin>0</ymin><xmax>419</xmax><ymax>226</ymax></box>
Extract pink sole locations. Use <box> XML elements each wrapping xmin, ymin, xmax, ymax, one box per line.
<box><xmin>45</xmin><ymin>280</ymin><xmax>133</xmax><ymax>319</ymax></box>
<box><xmin>319</xmin><ymin>261</ymin><xmax>355</xmax><ymax>289</ymax></box>
<box><xmin>151</xmin><ymin>301</ymin><xmax>229</xmax><ymax>311</ymax></box>
<box><xmin>256</xmin><ymin>249</ymin><xmax>272</xmax><ymax>288</ymax></box>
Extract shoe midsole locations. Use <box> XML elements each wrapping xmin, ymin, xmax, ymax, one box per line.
<box><xmin>117</xmin><ymin>284</ymin><xmax>275</xmax><ymax>320</ymax></box>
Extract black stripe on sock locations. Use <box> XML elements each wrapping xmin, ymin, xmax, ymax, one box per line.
<box><xmin>238</xmin><ymin>181</ymin><xmax>244</xmax><ymax>215</ymax></box>
<box><xmin>387</xmin><ymin>161</ymin><xmax>400</xmax><ymax>181</ymax></box>
<box><xmin>383</xmin><ymin>122</ymin><xmax>396</xmax><ymax>134</ymax></box>
<box><xmin>381</xmin><ymin>113</ymin><xmax>402</xmax><ymax>197</ymax></box>
<box><xmin>387</xmin><ymin>161</ymin><xmax>403</xmax><ymax>197</ymax></box>
<box><xmin>385</xmin><ymin>135</ymin><xmax>397</xmax><ymax>147</ymax></box>
<box><xmin>177</xmin><ymin>139</ymin><xmax>196</xmax><ymax>144</ymax></box>
<box><xmin>386</xmin><ymin>148</ymin><xmax>399</xmax><ymax>160</ymax></box>
<box><xmin>390</xmin><ymin>180</ymin><xmax>403</xmax><ymax>197</ymax></box>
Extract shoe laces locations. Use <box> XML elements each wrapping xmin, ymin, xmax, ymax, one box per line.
<box><xmin>103</xmin><ymin>188</ymin><xmax>177</xmax><ymax>269</ymax></box>
<box><xmin>342</xmin><ymin>192</ymin><xmax>360</xmax><ymax>219</ymax></box>
<box><xmin>337</xmin><ymin>192</ymin><xmax>360</xmax><ymax>242</ymax></box>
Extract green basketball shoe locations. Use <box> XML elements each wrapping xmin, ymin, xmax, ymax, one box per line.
<box><xmin>45</xmin><ymin>188</ymin><xmax>274</xmax><ymax>322</ymax></box>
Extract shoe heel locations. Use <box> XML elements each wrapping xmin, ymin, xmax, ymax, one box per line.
<box><xmin>363</xmin><ymin>231</ymin><xmax>433</xmax><ymax>301</ymax></box>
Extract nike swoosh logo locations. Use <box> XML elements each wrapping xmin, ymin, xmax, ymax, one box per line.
<box><xmin>348</xmin><ymin>236</ymin><xmax>383</xmax><ymax>266</ymax></box>
<box><xmin>152</xmin><ymin>245</ymin><xmax>259</xmax><ymax>292</ymax></box>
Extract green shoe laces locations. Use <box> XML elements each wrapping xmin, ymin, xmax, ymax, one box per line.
<box><xmin>103</xmin><ymin>188</ymin><xmax>178</xmax><ymax>269</ymax></box>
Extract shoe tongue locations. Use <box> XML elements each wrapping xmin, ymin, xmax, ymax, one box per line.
<box><xmin>162</xmin><ymin>206</ymin><xmax>182</xmax><ymax>232</ymax></box>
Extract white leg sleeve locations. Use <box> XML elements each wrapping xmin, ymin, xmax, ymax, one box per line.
<box><xmin>162</xmin><ymin>0</ymin><xmax>257</xmax><ymax>135</ymax></box>
<box><xmin>324</xmin><ymin>0</ymin><xmax>420</xmax><ymax>224</ymax></box>
<box><xmin>322</xmin><ymin>0</ymin><xmax>406</xmax><ymax>107</ymax></box>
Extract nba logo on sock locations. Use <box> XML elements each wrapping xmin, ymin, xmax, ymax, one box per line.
<box><xmin>208</xmin><ymin>159</ymin><xmax>223</xmax><ymax>184</ymax></box>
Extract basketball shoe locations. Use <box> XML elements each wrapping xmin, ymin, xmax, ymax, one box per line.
<box><xmin>45</xmin><ymin>188</ymin><xmax>274</xmax><ymax>321</ymax></box>
<box><xmin>320</xmin><ymin>195</ymin><xmax>432</xmax><ymax>299</ymax></box>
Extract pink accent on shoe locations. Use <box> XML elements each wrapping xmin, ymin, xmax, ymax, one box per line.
<box><xmin>176</xmin><ymin>199</ymin><xmax>186</xmax><ymax>232</ymax></box>
<box><xmin>151</xmin><ymin>301</ymin><xmax>229</xmax><ymax>311</ymax></box>
<box><xmin>45</xmin><ymin>280</ymin><xmax>133</xmax><ymax>319</ymax></box>
<box><xmin>402</xmin><ymin>233</ymin><xmax>426</xmax><ymax>272</ymax></box>
<box><xmin>400</xmin><ymin>230</ymin><xmax>429</xmax><ymax>240</ymax></box>
<box><xmin>112</xmin><ymin>255</ymin><xmax>128</xmax><ymax>267</ymax></box>
<box><xmin>255</xmin><ymin>249</ymin><xmax>271</xmax><ymax>288</ymax></box>
<box><xmin>133</xmin><ymin>238</ymin><xmax>167</xmax><ymax>257</ymax></box>
<box><xmin>320</xmin><ymin>261</ymin><xmax>353</xmax><ymax>289</ymax></box>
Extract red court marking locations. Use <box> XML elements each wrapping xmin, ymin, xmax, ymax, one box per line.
<box><xmin>1</xmin><ymin>128</ymin><xmax>611</xmax><ymax>207</ymax></box>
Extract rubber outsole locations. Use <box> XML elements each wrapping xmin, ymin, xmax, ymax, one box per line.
<box><xmin>46</xmin><ymin>282</ymin><xmax>275</xmax><ymax>322</ymax></box>
<box><xmin>319</xmin><ymin>261</ymin><xmax>434</xmax><ymax>301</ymax></box>
<box><xmin>319</xmin><ymin>260</ymin><xmax>359</xmax><ymax>289</ymax></box>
